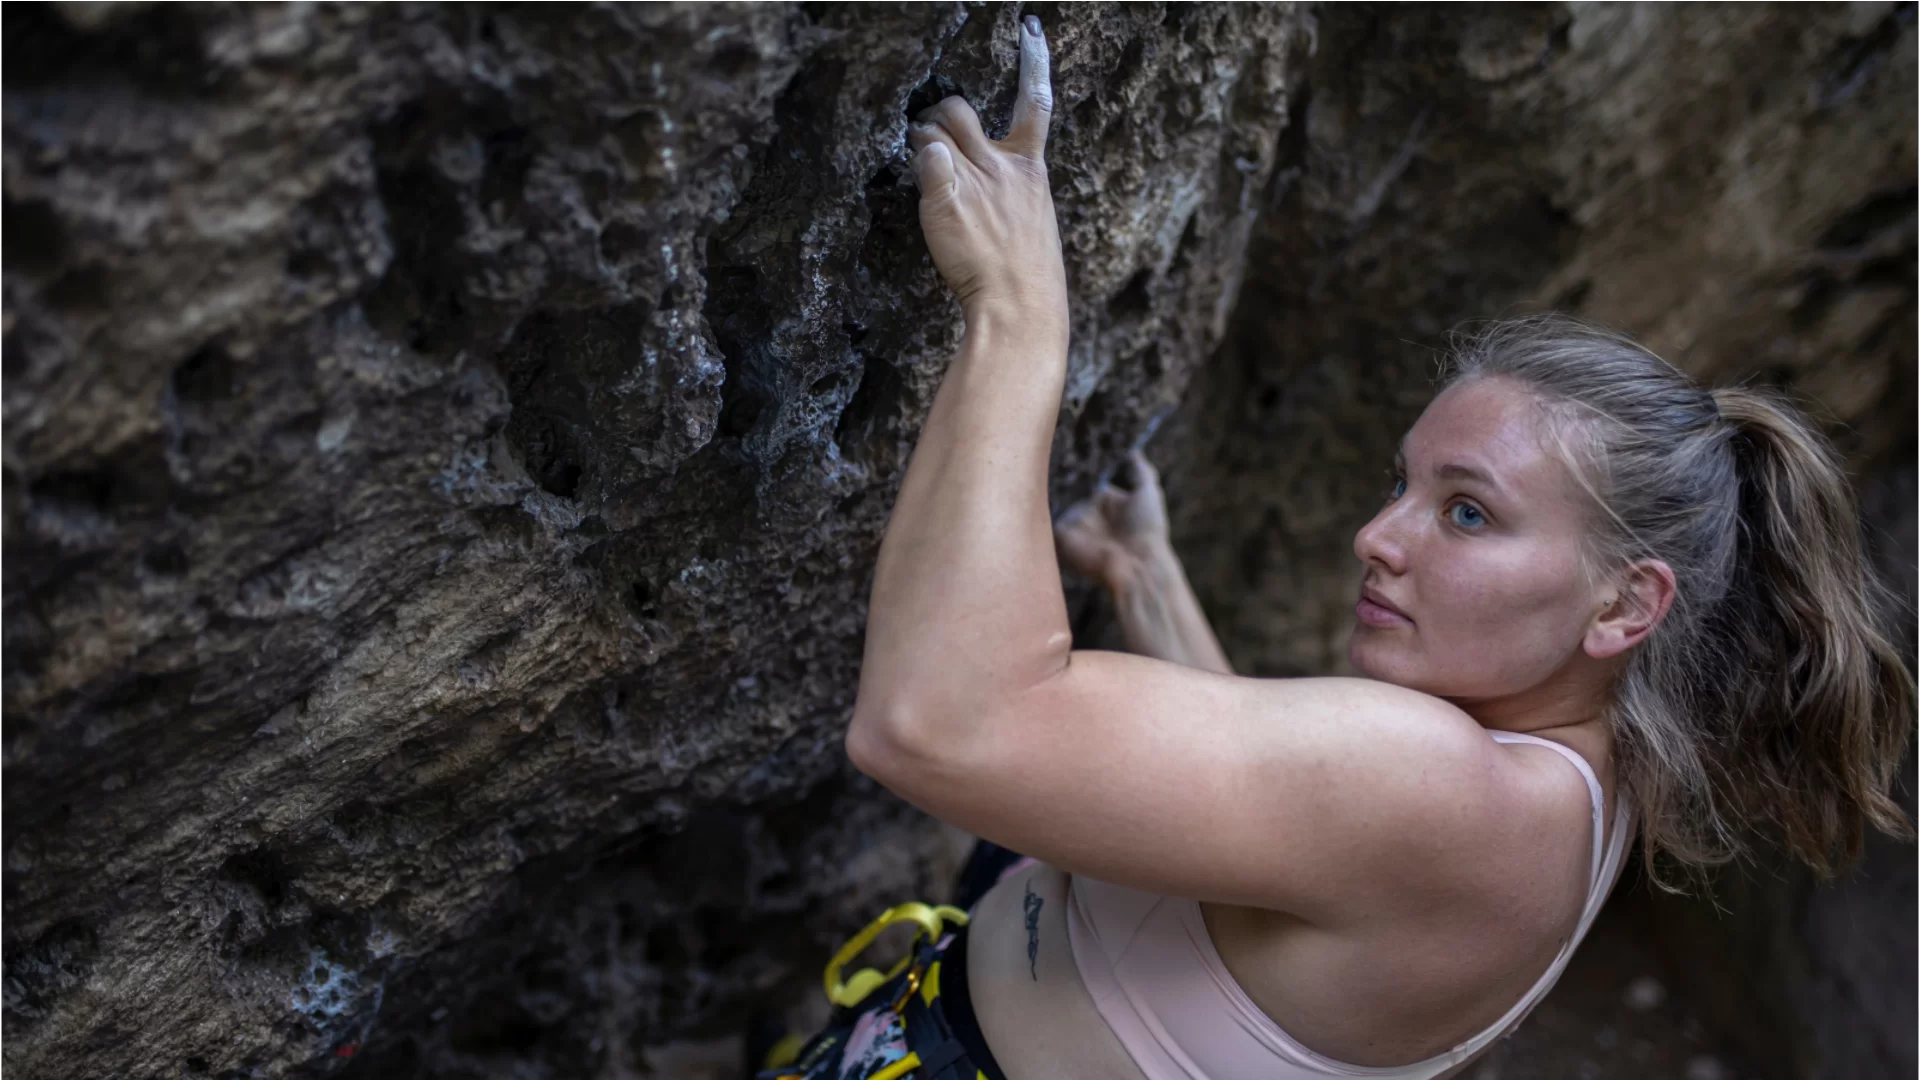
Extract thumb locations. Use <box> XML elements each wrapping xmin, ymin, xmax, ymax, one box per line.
<box><xmin>1127</xmin><ymin>451</ymin><xmax>1162</xmax><ymax>495</ymax></box>
<box><xmin>911</xmin><ymin>139</ymin><xmax>956</xmax><ymax>200</ymax></box>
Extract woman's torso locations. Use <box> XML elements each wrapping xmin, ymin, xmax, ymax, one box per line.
<box><xmin>963</xmin><ymin>733</ymin><xmax>1619</xmax><ymax>1079</ymax></box>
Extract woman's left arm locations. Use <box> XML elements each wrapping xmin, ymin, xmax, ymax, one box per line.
<box><xmin>846</xmin><ymin>16</ymin><xmax>1077</xmax><ymax>749</ymax></box>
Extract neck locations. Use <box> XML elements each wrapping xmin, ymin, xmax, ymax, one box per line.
<box><xmin>1451</xmin><ymin>653</ymin><xmax>1622</xmax><ymax>738</ymax></box>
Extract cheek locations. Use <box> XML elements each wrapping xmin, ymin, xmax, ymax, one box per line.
<box><xmin>1441</xmin><ymin>545</ymin><xmax>1589</xmax><ymax>678</ymax></box>
<box><xmin>1353</xmin><ymin>541</ymin><xmax>1588</xmax><ymax>692</ymax></box>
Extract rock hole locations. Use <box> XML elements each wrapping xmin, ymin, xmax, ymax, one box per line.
<box><xmin>1816</xmin><ymin>186</ymin><xmax>1917</xmax><ymax>250</ymax></box>
<box><xmin>142</xmin><ymin>542</ymin><xmax>190</xmax><ymax>577</ymax></box>
<box><xmin>646</xmin><ymin>923</ymin><xmax>690</xmax><ymax>968</ymax></box>
<box><xmin>1858</xmin><ymin>256</ymin><xmax>1911</xmax><ymax>287</ymax></box>
<box><xmin>627</xmin><ymin>578</ymin><xmax>658</xmax><ymax>619</ymax></box>
<box><xmin>717</xmin><ymin>387</ymin><xmax>767</xmax><ymax>438</ymax></box>
<box><xmin>1171</xmin><ymin>213</ymin><xmax>1204</xmax><ymax>272</ymax></box>
<box><xmin>284</xmin><ymin>246</ymin><xmax>331</xmax><ymax>283</ymax></box>
<box><xmin>520</xmin><ymin>417</ymin><xmax>583</xmax><ymax>498</ymax></box>
<box><xmin>1072</xmin><ymin>96</ymin><xmax>1103</xmax><ymax>135</ymax></box>
<box><xmin>906</xmin><ymin>75</ymin><xmax>962</xmax><ymax>121</ymax></box>
<box><xmin>43</xmin><ymin>264</ymin><xmax>108</xmax><ymax>312</ymax></box>
<box><xmin>184</xmin><ymin>1057</ymin><xmax>211</xmax><ymax>1075</ymax></box>
<box><xmin>711</xmin><ymin>41</ymin><xmax>758</xmax><ymax>77</ymax></box>
<box><xmin>598</xmin><ymin>221</ymin><xmax>648</xmax><ymax>265</ymax></box>
<box><xmin>1115</xmin><ymin>37</ymin><xmax>1151</xmax><ymax>86</ymax></box>
<box><xmin>834</xmin><ymin>353</ymin><xmax>900</xmax><ymax>453</ymax></box>
<box><xmin>1111</xmin><ymin>268</ymin><xmax>1154</xmax><ymax>316</ymax></box>
<box><xmin>30</xmin><ymin>468</ymin><xmax>116</xmax><ymax>513</ymax></box>
<box><xmin>172</xmin><ymin>343</ymin><xmax>237</xmax><ymax>404</ymax></box>
<box><xmin>2</xmin><ymin>198</ymin><xmax>65</xmax><ymax>276</ymax></box>
<box><xmin>217</xmin><ymin>847</ymin><xmax>292</xmax><ymax>908</ymax></box>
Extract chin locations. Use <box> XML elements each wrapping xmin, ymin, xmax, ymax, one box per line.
<box><xmin>1347</xmin><ymin>632</ymin><xmax>1388</xmax><ymax>680</ymax></box>
<box><xmin>1347</xmin><ymin>632</ymin><xmax>1421</xmax><ymax>690</ymax></box>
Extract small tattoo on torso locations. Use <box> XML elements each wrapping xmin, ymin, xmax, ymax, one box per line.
<box><xmin>1023</xmin><ymin>882</ymin><xmax>1044</xmax><ymax>980</ymax></box>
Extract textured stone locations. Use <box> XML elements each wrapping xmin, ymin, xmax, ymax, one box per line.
<box><xmin>3</xmin><ymin>4</ymin><xmax>1307</xmax><ymax>1077</ymax></box>
<box><xmin>2</xmin><ymin>4</ymin><xmax>1911</xmax><ymax>1079</ymax></box>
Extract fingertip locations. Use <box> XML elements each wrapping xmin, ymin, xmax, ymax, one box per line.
<box><xmin>912</xmin><ymin>139</ymin><xmax>955</xmax><ymax>193</ymax></box>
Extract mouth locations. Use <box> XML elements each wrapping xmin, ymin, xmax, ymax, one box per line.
<box><xmin>1356</xmin><ymin>585</ymin><xmax>1412</xmax><ymax>628</ymax></box>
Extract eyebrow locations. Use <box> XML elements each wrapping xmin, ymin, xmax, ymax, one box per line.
<box><xmin>1394</xmin><ymin>445</ymin><xmax>1503</xmax><ymax>492</ymax></box>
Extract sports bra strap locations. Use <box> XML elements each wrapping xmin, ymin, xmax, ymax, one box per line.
<box><xmin>1487</xmin><ymin>731</ymin><xmax>1607</xmax><ymax>890</ymax></box>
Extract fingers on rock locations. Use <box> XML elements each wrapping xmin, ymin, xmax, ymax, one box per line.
<box><xmin>919</xmin><ymin>96</ymin><xmax>991</xmax><ymax>160</ymax></box>
<box><xmin>912</xmin><ymin>140</ymin><xmax>956</xmax><ymax>196</ymax></box>
<box><xmin>1011</xmin><ymin>15</ymin><xmax>1054</xmax><ymax>154</ymax></box>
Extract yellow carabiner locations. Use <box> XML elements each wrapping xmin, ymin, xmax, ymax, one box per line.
<box><xmin>823</xmin><ymin>902</ymin><xmax>972</xmax><ymax>1008</ymax></box>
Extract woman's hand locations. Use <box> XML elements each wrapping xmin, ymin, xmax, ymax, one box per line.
<box><xmin>1054</xmin><ymin>452</ymin><xmax>1173</xmax><ymax>591</ymax></box>
<box><xmin>909</xmin><ymin>16</ymin><xmax>1067</xmax><ymax>332</ymax></box>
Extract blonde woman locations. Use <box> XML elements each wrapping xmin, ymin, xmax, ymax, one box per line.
<box><xmin>755</xmin><ymin>16</ymin><xmax>1913</xmax><ymax>1080</ymax></box>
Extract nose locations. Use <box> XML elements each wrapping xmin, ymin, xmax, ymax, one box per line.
<box><xmin>1353</xmin><ymin>501</ymin><xmax>1410</xmax><ymax>576</ymax></box>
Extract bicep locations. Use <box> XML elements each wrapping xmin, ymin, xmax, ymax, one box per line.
<box><xmin>859</xmin><ymin>650</ymin><xmax>1509</xmax><ymax>921</ymax></box>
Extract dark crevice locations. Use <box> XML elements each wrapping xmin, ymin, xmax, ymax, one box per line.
<box><xmin>1817</xmin><ymin>2</ymin><xmax>1917</xmax><ymax>108</ymax></box>
<box><xmin>1111</xmin><ymin>267</ymin><xmax>1155</xmax><ymax>316</ymax></box>
<box><xmin>1816</xmin><ymin>186</ymin><xmax>1918</xmax><ymax>250</ymax></box>
<box><xmin>1</xmin><ymin>3</ymin><xmax>217</xmax><ymax>95</ymax></box>
<box><xmin>3</xmin><ymin>198</ymin><xmax>66</xmax><ymax>277</ymax></box>
<box><xmin>173</xmin><ymin>343</ymin><xmax>238</xmax><ymax>405</ymax></box>
<box><xmin>364</xmin><ymin>92</ymin><xmax>531</xmax><ymax>362</ymax></box>
<box><xmin>833</xmin><ymin>353</ymin><xmax>901</xmax><ymax>455</ymax></box>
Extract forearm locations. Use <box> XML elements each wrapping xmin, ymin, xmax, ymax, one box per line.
<box><xmin>853</xmin><ymin>305</ymin><xmax>1075</xmax><ymax>746</ymax></box>
<box><xmin>1110</xmin><ymin>542</ymin><xmax>1234</xmax><ymax>675</ymax></box>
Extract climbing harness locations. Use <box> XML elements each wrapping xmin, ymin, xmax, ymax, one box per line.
<box><xmin>824</xmin><ymin>902</ymin><xmax>972</xmax><ymax>1009</ymax></box>
<box><xmin>759</xmin><ymin>901</ymin><xmax>998</xmax><ymax>1080</ymax></box>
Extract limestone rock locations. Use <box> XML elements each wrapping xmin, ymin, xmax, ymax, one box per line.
<box><xmin>3</xmin><ymin>4</ymin><xmax>1911</xmax><ymax>1079</ymax></box>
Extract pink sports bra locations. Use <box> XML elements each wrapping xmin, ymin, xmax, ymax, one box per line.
<box><xmin>1065</xmin><ymin>730</ymin><xmax>1634</xmax><ymax>1080</ymax></box>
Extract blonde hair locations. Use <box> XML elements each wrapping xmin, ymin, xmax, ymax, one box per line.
<box><xmin>1443</xmin><ymin>315</ymin><xmax>1913</xmax><ymax>888</ymax></box>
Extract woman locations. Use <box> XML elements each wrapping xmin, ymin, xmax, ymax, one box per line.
<box><xmin>758</xmin><ymin>16</ymin><xmax>1914</xmax><ymax>1080</ymax></box>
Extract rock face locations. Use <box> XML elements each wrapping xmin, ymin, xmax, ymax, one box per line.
<box><xmin>3</xmin><ymin>4</ymin><xmax>1307</xmax><ymax>1077</ymax></box>
<box><xmin>1</xmin><ymin>4</ymin><xmax>1910</xmax><ymax>1079</ymax></box>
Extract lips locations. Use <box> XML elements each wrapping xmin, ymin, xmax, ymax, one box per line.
<box><xmin>1356</xmin><ymin>586</ymin><xmax>1412</xmax><ymax>628</ymax></box>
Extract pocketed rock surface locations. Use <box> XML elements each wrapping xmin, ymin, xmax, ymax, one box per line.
<box><xmin>2</xmin><ymin>4</ymin><xmax>1911</xmax><ymax>1079</ymax></box>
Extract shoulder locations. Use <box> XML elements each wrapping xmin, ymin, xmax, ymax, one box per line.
<box><xmin>1237</xmin><ymin>679</ymin><xmax>1590</xmax><ymax>922</ymax></box>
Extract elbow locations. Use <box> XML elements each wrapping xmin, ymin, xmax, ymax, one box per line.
<box><xmin>845</xmin><ymin>697</ymin><xmax>922</xmax><ymax>784</ymax></box>
<box><xmin>847</xmin><ymin>692</ymin><xmax>975</xmax><ymax>789</ymax></box>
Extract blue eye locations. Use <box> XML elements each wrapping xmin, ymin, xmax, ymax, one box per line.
<box><xmin>1449</xmin><ymin>502</ymin><xmax>1486</xmax><ymax>529</ymax></box>
<box><xmin>1388</xmin><ymin>476</ymin><xmax>1406</xmax><ymax>500</ymax></box>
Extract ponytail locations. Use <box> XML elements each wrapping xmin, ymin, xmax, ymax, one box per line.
<box><xmin>1708</xmin><ymin>386</ymin><xmax>1914</xmax><ymax>875</ymax></box>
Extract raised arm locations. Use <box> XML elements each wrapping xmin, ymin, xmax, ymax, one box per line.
<box><xmin>1055</xmin><ymin>452</ymin><xmax>1234</xmax><ymax>674</ymax></box>
<box><xmin>847</xmin><ymin>16</ymin><xmax>1074</xmax><ymax>746</ymax></box>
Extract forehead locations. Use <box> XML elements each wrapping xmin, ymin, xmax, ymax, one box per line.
<box><xmin>1405</xmin><ymin>377</ymin><xmax>1575</xmax><ymax>498</ymax></box>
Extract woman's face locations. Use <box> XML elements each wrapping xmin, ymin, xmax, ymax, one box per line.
<box><xmin>1348</xmin><ymin>376</ymin><xmax>1604</xmax><ymax>704</ymax></box>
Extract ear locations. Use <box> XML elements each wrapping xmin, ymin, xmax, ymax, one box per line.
<box><xmin>1584</xmin><ymin>559</ymin><xmax>1676</xmax><ymax>660</ymax></box>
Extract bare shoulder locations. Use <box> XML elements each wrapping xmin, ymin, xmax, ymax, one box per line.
<box><xmin>858</xmin><ymin>654</ymin><xmax>1591</xmax><ymax>922</ymax></box>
